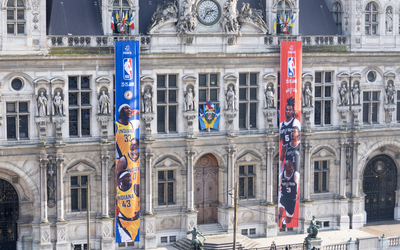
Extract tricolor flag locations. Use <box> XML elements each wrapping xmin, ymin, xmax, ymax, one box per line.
<box><xmin>111</xmin><ymin>12</ymin><xmax>116</xmax><ymax>30</ymax></box>
<box><xmin>122</xmin><ymin>12</ymin><xmax>127</xmax><ymax>26</ymax></box>
<box><xmin>128</xmin><ymin>13</ymin><xmax>135</xmax><ymax>30</ymax></box>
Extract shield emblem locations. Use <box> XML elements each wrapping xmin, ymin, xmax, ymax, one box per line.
<box><xmin>205</xmin><ymin>108</ymin><xmax>215</xmax><ymax>124</ymax></box>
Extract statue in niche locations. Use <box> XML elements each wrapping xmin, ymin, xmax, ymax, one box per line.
<box><xmin>265</xmin><ymin>85</ymin><xmax>275</xmax><ymax>109</ymax></box>
<box><xmin>303</xmin><ymin>85</ymin><xmax>313</xmax><ymax>108</ymax></box>
<box><xmin>386</xmin><ymin>81</ymin><xmax>396</xmax><ymax>104</ymax></box>
<box><xmin>184</xmin><ymin>87</ymin><xmax>195</xmax><ymax>111</ymax></box>
<box><xmin>386</xmin><ymin>9</ymin><xmax>393</xmax><ymax>32</ymax></box>
<box><xmin>225</xmin><ymin>85</ymin><xmax>236</xmax><ymax>110</ymax></box>
<box><xmin>98</xmin><ymin>90</ymin><xmax>111</xmax><ymax>115</ymax></box>
<box><xmin>47</xmin><ymin>158</ymin><xmax>56</xmax><ymax>207</ymax></box>
<box><xmin>53</xmin><ymin>91</ymin><xmax>64</xmax><ymax>116</ymax></box>
<box><xmin>339</xmin><ymin>83</ymin><xmax>349</xmax><ymax>106</ymax></box>
<box><xmin>37</xmin><ymin>91</ymin><xmax>48</xmax><ymax>117</ymax></box>
<box><xmin>142</xmin><ymin>88</ymin><xmax>153</xmax><ymax>113</ymax></box>
<box><xmin>352</xmin><ymin>83</ymin><xmax>360</xmax><ymax>105</ymax></box>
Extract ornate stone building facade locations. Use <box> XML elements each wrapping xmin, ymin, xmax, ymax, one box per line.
<box><xmin>1</xmin><ymin>0</ymin><xmax>400</xmax><ymax>250</ymax></box>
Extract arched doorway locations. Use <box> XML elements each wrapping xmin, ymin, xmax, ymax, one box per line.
<box><xmin>0</xmin><ymin>179</ymin><xmax>19</xmax><ymax>250</ymax></box>
<box><xmin>194</xmin><ymin>154</ymin><xmax>219</xmax><ymax>224</ymax></box>
<box><xmin>363</xmin><ymin>154</ymin><xmax>397</xmax><ymax>222</ymax></box>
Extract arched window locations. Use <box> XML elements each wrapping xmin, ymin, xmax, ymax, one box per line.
<box><xmin>7</xmin><ymin>0</ymin><xmax>25</xmax><ymax>35</ymax></box>
<box><xmin>276</xmin><ymin>0</ymin><xmax>293</xmax><ymax>35</ymax></box>
<box><xmin>332</xmin><ymin>2</ymin><xmax>342</xmax><ymax>34</ymax></box>
<box><xmin>365</xmin><ymin>2</ymin><xmax>379</xmax><ymax>35</ymax></box>
<box><xmin>112</xmin><ymin>0</ymin><xmax>132</xmax><ymax>35</ymax></box>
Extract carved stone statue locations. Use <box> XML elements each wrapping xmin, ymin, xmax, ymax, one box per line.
<box><xmin>352</xmin><ymin>83</ymin><xmax>360</xmax><ymax>105</ymax></box>
<box><xmin>339</xmin><ymin>84</ymin><xmax>349</xmax><ymax>106</ymax></box>
<box><xmin>221</xmin><ymin>0</ymin><xmax>239</xmax><ymax>33</ymax></box>
<box><xmin>303</xmin><ymin>85</ymin><xmax>313</xmax><ymax>107</ymax></box>
<box><xmin>307</xmin><ymin>216</ymin><xmax>322</xmax><ymax>239</ymax></box>
<box><xmin>53</xmin><ymin>91</ymin><xmax>64</xmax><ymax>116</ymax></box>
<box><xmin>187</xmin><ymin>226</ymin><xmax>206</xmax><ymax>250</ymax></box>
<box><xmin>185</xmin><ymin>87</ymin><xmax>195</xmax><ymax>111</ymax></box>
<box><xmin>98</xmin><ymin>90</ymin><xmax>111</xmax><ymax>115</ymax></box>
<box><xmin>265</xmin><ymin>85</ymin><xmax>275</xmax><ymax>108</ymax></box>
<box><xmin>238</xmin><ymin>3</ymin><xmax>269</xmax><ymax>32</ymax></box>
<box><xmin>142</xmin><ymin>88</ymin><xmax>153</xmax><ymax>113</ymax></box>
<box><xmin>37</xmin><ymin>92</ymin><xmax>48</xmax><ymax>117</ymax></box>
<box><xmin>225</xmin><ymin>85</ymin><xmax>236</xmax><ymax>110</ymax></box>
<box><xmin>148</xmin><ymin>2</ymin><xmax>178</xmax><ymax>32</ymax></box>
<box><xmin>386</xmin><ymin>81</ymin><xmax>395</xmax><ymax>104</ymax></box>
<box><xmin>386</xmin><ymin>9</ymin><xmax>393</xmax><ymax>32</ymax></box>
<box><xmin>47</xmin><ymin>174</ymin><xmax>56</xmax><ymax>203</ymax></box>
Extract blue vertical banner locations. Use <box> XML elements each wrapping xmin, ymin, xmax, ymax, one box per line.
<box><xmin>115</xmin><ymin>41</ymin><xmax>140</xmax><ymax>243</ymax></box>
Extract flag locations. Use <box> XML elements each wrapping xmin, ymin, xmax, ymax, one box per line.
<box><xmin>122</xmin><ymin>12</ymin><xmax>127</xmax><ymax>26</ymax></box>
<box><xmin>111</xmin><ymin>12</ymin><xmax>116</xmax><ymax>30</ymax></box>
<box><xmin>273</xmin><ymin>17</ymin><xmax>277</xmax><ymax>34</ymax></box>
<box><xmin>128</xmin><ymin>13</ymin><xmax>135</xmax><ymax>29</ymax></box>
<box><xmin>116</xmin><ymin>10</ymin><xmax>119</xmax><ymax>24</ymax></box>
<box><xmin>288</xmin><ymin>14</ymin><xmax>296</xmax><ymax>27</ymax></box>
<box><xmin>206</xmin><ymin>101</ymin><xmax>214</xmax><ymax>109</ymax></box>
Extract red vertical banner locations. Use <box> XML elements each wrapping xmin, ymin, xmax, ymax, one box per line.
<box><xmin>278</xmin><ymin>41</ymin><xmax>302</xmax><ymax>229</ymax></box>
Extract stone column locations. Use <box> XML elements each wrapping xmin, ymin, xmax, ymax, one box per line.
<box><xmin>101</xmin><ymin>152</ymin><xmax>110</xmax><ymax>218</ymax></box>
<box><xmin>339</xmin><ymin>141</ymin><xmax>347</xmax><ymax>198</ymax></box>
<box><xmin>186</xmin><ymin>149</ymin><xmax>196</xmax><ymax>211</ymax></box>
<box><xmin>303</xmin><ymin>142</ymin><xmax>312</xmax><ymax>201</ymax></box>
<box><xmin>56</xmin><ymin>155</ymin><xmax>65</xmax><ymax>221</ymax></box>
<box><xmin>145</xmin><ymin>151</ymin><xmax>154</xmax><ymax>215</ymax></box>
<box><xmin>39</xmin><ymin>155</ymin><xmax>49</xmax><ymax>223</ymax></box>
<box><xmin>351</xmin><ymin>141</ymin><xmax>360</xmax><ymax>198</ymax></box>
<box><xmin>266</xmin><ymin>145</ymin><xmax>275</xmax><ymax>204</ymax></box>
<box><xmin>227</xmin><ymin>147</ymin><xmax>236</xmax><ymax>207</ymax></box>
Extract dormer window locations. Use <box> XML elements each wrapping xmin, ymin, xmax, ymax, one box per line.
<box><xmin>7</xmin><ymin>0</ymin><xmax>25</xmax><ymax>35</ymax></box>
<box><xmin>365</xmin><ymin>2</ymin><xmax>379</xmax><ymax>35</ymax></box>
<box><xmin>276</xmin><ymin>0</ymin><xmax>293</xmax><ymax>35</ymax></box>
<box><xmin>112</xmin><ymin>0</ymin><xmax>132</xmax><ymax>35</ymax></box>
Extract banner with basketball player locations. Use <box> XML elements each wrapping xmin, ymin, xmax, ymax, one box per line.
<box><xmin>278</xmin><ymin>41</ymin><xmax>302</xmax><ymax>229</ymax></box>
<box><xmin>115</xmin><ymin>41</ymin><xmax>140</xmax><ymax>243</ymax></box>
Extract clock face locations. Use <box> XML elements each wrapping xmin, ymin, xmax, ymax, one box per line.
<box><xmin>197</xmin><ymin>0</ymin><xmax>221</xmax><ymax>26</ymax></box>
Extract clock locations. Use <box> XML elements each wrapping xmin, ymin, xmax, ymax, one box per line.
<box><xmin>196</xmin><ymin>0</ymin><xmax>221</xmax><ymax>26</ymax></box>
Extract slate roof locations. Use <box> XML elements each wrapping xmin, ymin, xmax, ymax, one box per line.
<box><xmin>48</xmin><ymin>0</ymin><xmax>103</xmax><ymax>35</ymax></box>
<box><xmin>299</xmin><ymin>0</ymin><xmax>339</xmax><ymax>35</ymax></box>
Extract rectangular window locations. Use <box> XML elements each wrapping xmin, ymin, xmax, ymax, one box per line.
<box><xmin>238</xmin><ymin>165</ymin><xmax>255</xmax><ymax>199</ymax></box>
<box><xmin>6</xmin><ymin>101</ymin><xmax>29</xmax><ymax>140</ymax></box>
<box><xmin>157</xmin><ymin>74</ymin><xmax>178</xmax><ymax>133</ymax></box>
<box><xmin>314</xmin><ymin>72</ymin><xmax>333</xmax><ymax>126</ymax></box>
<box><xmin>71</xmin><ymin>176</ymin><xmax>88</xmax><ymax>212</ymax></box>
<box><xmin>238</xmin><ymin>73</ymin><xmax>258</xmax><ymax>129</ymax></box>
<box><xmin>68</xmin><ymin>76</ymin><xmax>91</xmax><ymax>137</ymax></box>
<box><xmin>158</xmin><ymin>170</ymin><xmax>175</xmax><ymax>206</ymax></box>
<box><xmin>314</xmin><ymin>161</ymin><xmax>329</xmax><ymax>193</ymax></box>
<box><xmin>7</xmin><ymin>3</ymin><xmax>25</xmax><ymax>35</ymax></box>
<box><xmin>363</xmin><ymin>91</ymin><xmax>380</xmax><ymax>124</ymax></box>
<box><xmin>198</xmin><ymin>73</ymin><xmax>219</xmax><ymax>130</ymax></box>
<box><xmin>241</xmin><ymin>229</ymin><xmax>248</xmax><ymax>235</ymax></box>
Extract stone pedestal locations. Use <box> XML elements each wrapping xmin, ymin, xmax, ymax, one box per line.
<box><xmin>96</xmin><ymin>114</ymin><xmax>112</xmax><ymax>143</ymax></box>
<box><xmin>338</xmin><ymin>199</ymin><xmax>350</xmax><ymax>230</ymax></box>
<box><xmin>101</xmin><ymin>238</ymin><xmax>115</xmax><ymax>250</ymax></box>
<box><xmin>350</xmin><ymin>198</ymin><xmax>364</xmax><ymax>229</ymax></box>
<box><xmin>39</xmin><ymin>222</ymin><xmax>52</xmax><ymax>250</ymax></box>
<box><xmin>100</xmin><ymin>218</ymin><xmax>114</xmax><ymax>250</ymax></box>
<box><xmin>337</xmin><ymin>106</ymin><xmax>350</xmax><ymax>130</ymax></box>
<box><xmin>56</xmin><ymin>221</ymin><xmax>69</xmax><ymax>250</ymax></box>
<box><xmin>225</xmin><ymin>207</ymin><xmax>235</xmax><ymax>233</ymax></box>
<box><xmin>143</xmin><ymin>215</ymin><xmax>157</xmax><ymax>249</ymax></box>
<box><xmin>51</xmin><ymin>116</ymin><xmax>66</xmax><ymax>145</ymax></box>
<box><xmin>384</xmin><ymin>103</ymin><xmax>396</xmax><ymax>124</ymax></box>
<box><xmin>265</xmin><ymin>204</ymin><xmax>278</xmax><ymax>237</ymax></box>
<box><xmin>142</xmin><ymin>113</ymin><xmax>155</xmax><ymax>140</ymax></box>
<box><xmin>307</xmin><ymin>238</ymin><xmax>322</xmax><ymax>250</ymax></box>
<box><xmin>183</xmin><ymin>111</ymin><xmax>197</xmax><ymax>139</ymax></box>
<box><xmin>224</xmin><ymin>109</ymin><xmax>237</xmax><ymax>137</ymax></box>
<box><xmin>262</xmin><ymin>108</ymin><xmax>276</xmax><ymax>134</ymax></box>
<box><xmin>302</xmin><ymin>107</ymin><xmax>314</xmax><ymax>133</ymax></box>
<box><xmin>35</xmin><ymin>116</ymin><xmax>50</xmax><ymax>146</ymax></box>
<box><xmin>350</xmin><ymin>106</ymin><xmax>362</xmax><ymax>130</ymax></box>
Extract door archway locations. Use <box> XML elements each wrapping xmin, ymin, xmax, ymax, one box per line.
<box><xmin>363</xmin><ymin>154</ymin><xmax>397</xmax><ymax>222</ymax></box>
<box><xmin>0</xmin><ymin>179</ymin><xmax>19</xmax><ymax>250</ymax></box>
<box><xmin>194</xmin><ymin>154</ymin><xmax>219</xmax><ymax>224</ymax></box>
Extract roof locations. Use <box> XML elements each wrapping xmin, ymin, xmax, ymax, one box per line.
<box><xmin>299</xmin><ymin>0</ymin><xmax>339</xmax><ymax>35</ymax></box>
<box><xmin>48</xmin><ymin>0</ymin><xmax>103</xmax><ymax>35</ymax></box>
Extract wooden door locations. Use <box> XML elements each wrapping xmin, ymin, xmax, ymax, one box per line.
<box><xmin>195</xmin><ymin>154</ymin><xmax>219</xmax><ymax>224</ymax></box>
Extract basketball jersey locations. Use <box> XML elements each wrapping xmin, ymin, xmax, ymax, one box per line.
<box><xmin>116</xmin><ymin>186</ymin><xmax>137</xmax><ymax>218</ymax></box>
<box><xmin>281</xmin><ymin>171</ymin><xmax>299</xmax><ymax>200</ymax></box>
<box><xmin>280</xmin><ymin>118</ymin><xmax>301</xmax><ymax>147</ymax></box>
<box><xmin>125</xmin><ymin>154</ymin><xmax>140</xmax><ymax>186</ymax></box>
<box><xmin>116</xmin><ymin>120</ymin><xmax>140</xmax><ymax>159</ymax></box>
<box><xmin>285</xmin><ymin>143</ymin><xmax>301</xmax><ymax>164</ymax></box>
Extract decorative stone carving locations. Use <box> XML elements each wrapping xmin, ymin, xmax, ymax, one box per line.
<box><xmin>355</xmin><ymin>0</ymin><xmax>362</xmax><ymax>32</ymax></box>
<box><xmin>384</xmin><ymin>103</ymin><xmax>396</xmax><ymax>124</ymax></box>
<box><xmin>303</xmin><ymin>84</ymin><xmax>313</xmax><ymax>108</ymax></box>
<box><xmin>177</xmin><ymin>0</ymin><xmax>197</xmax><ymax>35</ymax></box>
<box><xmin>352</xmin><ymin>82</ymin><xmax>360</xmax><ymax>105</ymax></box>
<box><xmin>37</xmin><ymin>91</ymin><xmax>49</xmax><ymax>117</ymax></box>
<box><xmin>183</xmin><ymin>111</ymin><xmax>197</xmax><ymax>139</ymax></box>
<box><xmin>184</xmin><ymin>86</ymin><xmax>195</xmax><ymax>111</ymax></box>
<box><xmin>221</xmin><ymin>0</ymin><xmax>239</xmax><ymax>33</ymax></box>
<box><xmin>32</xmin><ymin>0</ymin><xmax>39</xmax><ymax>32</ymax></box>
<box><xmin>302</xmin><ymin>107</ymin><xmax>313</xmax><ymax>133</ymax></box>
<box><xmin>350</xmin><ymin>106</ymin><xmax>362</xmax><ymax>130</ymax></box>
<box><xmin>265</xmin><ymin>84</ymin><xmax>275</xmax><ymax>109</ymax></box>
<box><xmin>339</xmin><ymin>83</ymin><xmax>349</xmax><ymax>106</ymax></box>
<box><xmin>224</xmin><ymin>110</ymin><xmax>237</xmax><ymax>137</ymax></box>
<box><xmin>263</xmin><ymin>108</ymin><xmax>276</xmax><ymax>134</ymax></box>
<box><xmin>35</xmin><ymin>117</ymin><xmax>50</xmax><ymax>146</ymax></box>
<box><xmin>225</xmin><ymin>85</ymin><xmax>236</xmax><ymax>111</ymax></box>
<box><xmin>52</xmin><ymin>116</ymin><xmax>66</xmax><ymax>145</ymax></box>
<box><xmin>337</xmin><ymin>106</ymin><xmax>350</xmax><ymax>130</ymax></box>
<box><xmin>238</xmin><ymin>3</ymin><xmax>269</xmax><ymax>32</ymax></box>
<box><xmin>142</xmin><ymin>88</ymin><xmax>153</xmax><ymax>113</ymax></box>
<box><xmin>47</xmin><ymin>156</ymin><xmax>56</xmax><ymax>208</ymax></box>
<box><xmin>98</xmin><ymin>90</ymin><xmax>111</xmax><ymax>115</ymax></box>
<box><xmin>385</xmin><ymin>81</ymin><xmax>395</xmax><ymax>104</ymax></box>
<box><xmin>386</xmin><ymin>8</ymin><xmax>393</xmax><ymax>33</ymax></box>
<box><xmin>96</xmin><ymin>114</ymin><xmax>113</xmax><ymax>143</ymax></box>
<box><xmin>148</xmin><ymin>2</ymin><xmax>178</xmax><ymax>32</ymax></box>
<box><xmin>53</xmin><ymin>91</ymin><xmax>65</xmax><ymax>116</ymax></box>
<box><xmin>142</xmin><ymin>113</ymin><xmax>155</xmax><ymax>140</ymax></box>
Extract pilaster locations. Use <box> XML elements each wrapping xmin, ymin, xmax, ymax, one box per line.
<box><xmin>339</xmin><ymin>140</ymin><xmax>348</xmax><ymax>198</ymax></box>
<box><xmin>227</xmin><ymin>147</ymin><xmax>236</xmax><ymax>208</ymax></box>
<box><xmin>338</xmin><ymin>199</ymin><xmax>350</xmax><ymax>230</ymax></box>
<box><xmin>144</xmin><ymin>151</ymin><xmax>154</xmax><ymax>215</ymax></box>
<box><xmin>143</xmin><ymin>214</ymin><xmax>157</xmax><ymax>249</ymax></box>
<box><xmin>39</xmin><ymin>154</ymin><xmax>49</xmax><ymax>223</ymax></box>
<box><xmin>186</xmin><ymin>149</ymin><xmax>196</xmax><ymax>211</ymax></box>
<box><xmin>39</xmin><ymin>222</ymin><xmax>52</xmax><ymax>250</ymax></box>
<box><xmin>55</xmin><ymin>221</ymin><xmax>69</xmax><ymax>250</ymax></box>
<box><xmin>303</xmin><ymin>142</ymin><xmax>312</xmax><ymax>201</ymax></box>
<box><xmin>101</xmin><ymin>150</ymin><xmax>110</xmax><ymax>218</ymax></box>
<box><xmin>266</xmin><ymin>144</ymin><xmax>275</xmax><ymax>204</ymax></box>
<box><xmin>56</xmin><ymin>154</ymin><xmax>65</xmax><ymax>222</ymax></box>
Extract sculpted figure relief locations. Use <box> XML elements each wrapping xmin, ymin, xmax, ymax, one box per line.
<box><xmin>98</xmin><ymin>90</ymin><xmax>111</xmax><ymax>115</ymax></box>
<box><xmin>148</xmin><ymin>2</ymin><xmax>178</xmax><ymax>32</ymax></box>
<box><xmin>177</xmin><ymin>0</ymin><xmax>197</xmax><ymax>34</ymax></box>
<box><xmin>53</xmin><ymin>91</ymin><xmax>65</xmax><ymax>116</ymax></box>
<box><xmin>184</xmin><ymin>87</ymin><xmax>195</xmax><ymax>111</ymax></box>
<box><xmin>386</xmin><ymin>9</ymin><xmax>393</xmax><ymax>32</ymax></box>
<box><xmin>238</xmin><ymin>3</ymin><xmax>269</xmax><ymax>32</ymax></box>
<box><xmin>303</xmin><ymin>85</ymin><xmax>313</xmax><ymax>107</ymax></box>
<box><xmin>352</xmin><ymin>83</ymin><xmax>360</xmax><ymax>105</ymax></box>
<box><xmin>339</xmin><ymin>84</ymin><xmax>349</xmax><ymax>106</ymax></box>
<box><xmin>386</xmin><ymin>81</ymin><xmax>395</xmax><ymax>104</ymax></box>
<box><xmin>225</xmin><ymin>85</ymin><xmax>236</xmax><ymax>110</ymax></box>
<box><xmin>265</xmin><ymin>85</ymin><xmax>275</xmax><ymax>109</ymax></box>
<box><xmin>221</xmin><ymin>0</ymin><xmax>239</xmax><ymax>33</ymax></box>
<box><xmin>37</xmin><ymin>92</ymin><xmax>48</xmax><ymax>116</ymax></box>
<box><xmin>142</xmin><ymin>88</ymin><xmax>153</xmax><ymax>113</ymax></box>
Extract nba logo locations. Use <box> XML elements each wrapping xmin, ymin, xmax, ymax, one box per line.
<box><xmin>123</xmin><ymin>58</ymin><xmax>133</xmax><ymax>80</ymax></box>
<box><xmin>288</xmin><ymin>57</ymin><xmax>295</xmax><ymax>77</ymax></box>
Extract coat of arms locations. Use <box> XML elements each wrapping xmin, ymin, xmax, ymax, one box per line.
<box><xmin>199</xmin><ymin>101</ymin><xmax>220</xmax><ymax>130</ymax></box>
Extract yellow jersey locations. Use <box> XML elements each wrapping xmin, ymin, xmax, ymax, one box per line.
<box><xmin>125</xmin><ymin>154</ymin><xmax>140</xmax><ymax>185</ymax></box>
<box><xmin>116</xmin><ymin>186</ymin><xmax>137</xmax><ymax>218</ymax></box>
<box><xmin>115</xmin><ymin>120</ymin><xmax>140</xmax><ymax>159</ymax></box>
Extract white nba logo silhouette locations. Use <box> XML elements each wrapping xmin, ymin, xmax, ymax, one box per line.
<box><xmin>288</xmin><ymin>57</ymin><xmax>295</xmax><ymax>77</ymax></box>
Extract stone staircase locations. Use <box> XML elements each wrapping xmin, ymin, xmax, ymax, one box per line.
<box><xmin>197</xmin><ymin>223</ymin><xmax>226</xmax><ymax>236</ymax></box>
